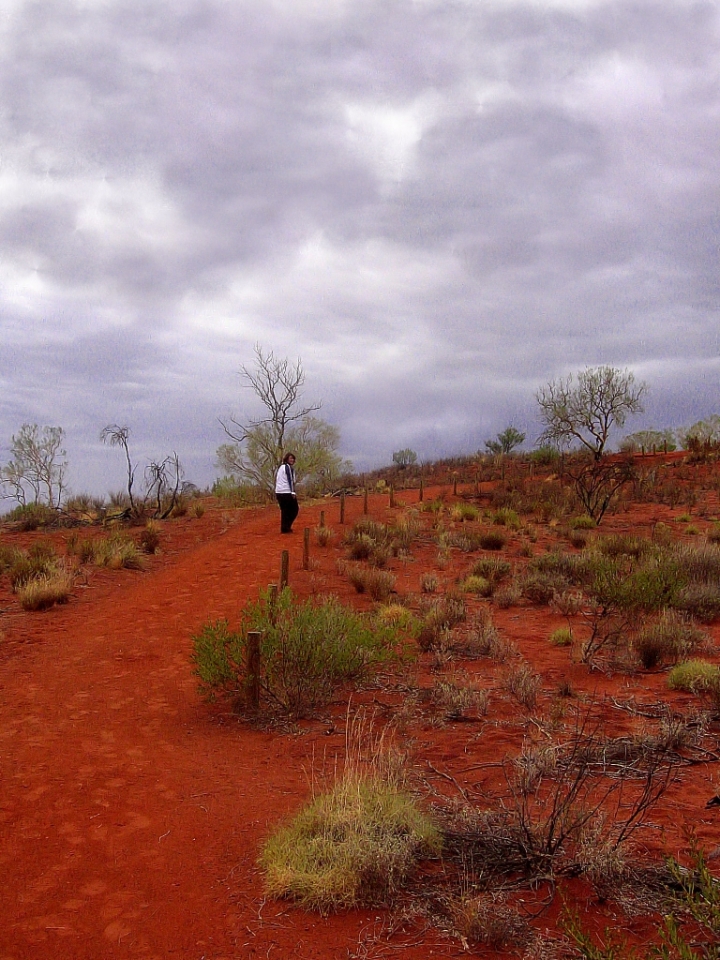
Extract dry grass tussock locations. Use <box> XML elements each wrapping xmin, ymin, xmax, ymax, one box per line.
<box><xmin>259</xmin><ymin>712</ymin><xmax>440</xmax><ymax>910</ymax></box>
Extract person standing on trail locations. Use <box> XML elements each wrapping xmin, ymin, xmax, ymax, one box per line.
<box><xmin>275</xmin><ymin>452</ymin><xmax>299</xmax><ymax>534</ymax></box>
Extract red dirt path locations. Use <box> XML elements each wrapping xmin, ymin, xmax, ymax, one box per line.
<box><xmin>1</xmin><ymin>488</ymin><xmax>719</xmax><ymax>959</ymax></box>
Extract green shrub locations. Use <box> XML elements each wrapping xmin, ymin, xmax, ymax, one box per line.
<box><xmin>520</xmin><ymin>571</ymin><xmax>569</xmax><ymax>605</ymax></box>
<box><xmin>259</xmin><ymin>773</ymin><xmax>440</xmax><ymax>909</ymax></box>
<box><xmin>492</xmin><ymin>507</ymin><xmax>521</xmax><ymax>529</ymax></box>
<box><xmin>451</xmin><ymin>503</ymin><xmax>480</xmax><ymax>522</ymax></box>
<box><xmin>550</xmin><ymin>627</ymin><xmax>573</xmax><ymax>647</ymax></box>
<box><xmin>569</xmin><ymin>515</ymin><xmax>596</xmax><ymax>530</ymax></box>
<box><xmin>667</xmin><ymin>660</ymin><xmax>720</xmax><ymax>693</ymax></box>
<box><xmin>461</xmin><ymin>575</ymin><xmax>492</xmax><ymax>596</ymax></box>
<box><xmin>192</xmin><ymin>590</ymin><xmax>399</xmax><ymax>716</ymax></box>
<box><xmin>6</xmin><ymin>502</ymin><xmax>57</xmax><ymax>530</ymax></box>
<box><xmin>470</xmin><ymin>557</ymin><xmax>511</xmax><ymax>584</ymax></box>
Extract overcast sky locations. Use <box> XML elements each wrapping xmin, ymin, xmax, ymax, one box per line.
<box><xmin>1</xmin><ymin>0</ymin><xmax>718</xmax><ymax>496</ymax></box>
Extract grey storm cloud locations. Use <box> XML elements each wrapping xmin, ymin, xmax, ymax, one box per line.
<box><xmin>0</xmin><ymin>0</ymin><xmax>718</xmax><ymax>494</ymax></box>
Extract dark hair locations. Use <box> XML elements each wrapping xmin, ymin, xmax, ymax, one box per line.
<box><xmin>282</xmin><ymin>452</ymin><xmax>296</xmax><ymax>464</ymax></box>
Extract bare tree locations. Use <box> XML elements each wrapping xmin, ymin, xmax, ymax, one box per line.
<box><xmin>145</xmin><ymin>453</ymin><xmax>183</xmax><ymax>519</ymax></box>
<box><xmin>101</xmin><ymin>425</ymin><xmax>184</xmax><ymax>519</ymax></box>
<box><xmin>219</xmin><ymin>345</ymin><xmax>346</xmax><ymax>494</ymax></box>
<box><xmin>537</xmin><ymin>367</ymin><xmax>646</xmax><ymax>460</ymax></box>
<box><xmin>1</xmin><ymin>424</ymin><xmax>67</xmax><ymax>508</ymax></box>
<box><xmin>101</xmin><ymin>425</ymin><xmax>137</xmax><ymax>513</ymax></box>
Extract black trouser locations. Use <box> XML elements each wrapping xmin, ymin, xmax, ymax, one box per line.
<box><xmin>276</xmin><ymin>494</ymin><xmax>299</xmax><ymax>533</ymax></box>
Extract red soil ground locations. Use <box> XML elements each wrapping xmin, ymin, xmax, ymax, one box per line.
<box><xmin>1</xmin><ymin>485</ymin><xmax>719</xmax><ymax>959</ymax></box>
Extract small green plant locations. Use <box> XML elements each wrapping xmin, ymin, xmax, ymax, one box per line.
<box><xmin>451</xmin><ymin>503</ymin><xmax>479</xmax><ymax>522</ymax></box>
<box><xmin>461</xmin><ymin>575</ymin><xmax>492</xmax><ymax>596</ymax></box>
<box><xmin>550</xmin><ymin>626</ymin><xmax>573</xmax><ymax>647</ymax></box>
<box><xmin>470</xmin><ymin>557</ymin><xmax>511</xmax><ymax>584</ymax></box>
<box><xmin>569</xmin><ymin>515</ymin><xmax>596</xmax><ymax>530</ymax></box>
<box><xmin>668</xmin><ymin>660</ymin><xmax>720</xmax><ymax>693</ymax></box>
<box><xmin>492</xmin><ymin>507</ymin><xmax>521</xmax><ymax>529</ymax></box>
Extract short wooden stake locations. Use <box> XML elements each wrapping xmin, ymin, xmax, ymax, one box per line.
<box><xmin>389</xmin><ymin>485</ymin><xmax>395</xmax><ymax>508</ymax></box>
<box><xmin>246</xmin><ymin>631</ymin><xmax>261</xmax><ymax>712</ymax></box>
<box><xmin>302</xmin><ymin>527</ymin><xmax>310</xmax><ymax>570</ymax></box>
<box><xmin>453</xmin><ymin>478</ymin><xmax>457</xmax><ymax>496</ymax></box>
<box><xmin>340</xmin><ymin>492</ymin><xmax>345</xmax><ymax>525</ymax></box>
<box><xmin>319</xmin><ymin>509</ymin><xmax>325</xmax><ymax>528</ymax></box>
<box><xmin>419</xmin><ymin>477</ymin><xmax>424</xmax><ymax>502</ymax></box>
<box><xmin>363</xmin><ymin>487</ymin><xmax>368</xmax><ymax>515</ymax></box>
<box><xmin>280</xmin><ymin>550</ymin><xmax>289</xmax><ymax>590</ymax></box>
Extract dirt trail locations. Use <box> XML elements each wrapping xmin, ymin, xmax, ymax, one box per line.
<box><xmin>0</xmin><ymin>501</ymin><xmax>437</xmax><ymax>960</ymax></box>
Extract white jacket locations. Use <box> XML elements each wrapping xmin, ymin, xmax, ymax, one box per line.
<box><xmin>275</xmin><ymin>463</ymin><xmax>296</xmax><ymax>495</ymax></box>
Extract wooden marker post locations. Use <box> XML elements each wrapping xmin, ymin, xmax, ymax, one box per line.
<box><xmin>389</xmin><ymin>485</ymin><xmax>395</xmax><ymax>508</ymax></box>
<box><xmin>319</xmin><ymin>509</ymin><xmax>325</xmax><ymax>528</ymax></box>
<box><xmin>280</xmin><ymin>550</ymin><xmax>289</xmax><ymax>590</ymax></box>
<box><xmin>340</xmin><ymin>492</ymin><xmax>345</xmax><ymax>525</ymax></box>
<box><xmin>303</xmin><ymin>528</ymin><xmax>310</xmax><ymax>570</ymax></box>
<box><xmin>419</xmin><ymin>477</ymin><xmax>424</xmax><ymax>502</ymax></box>
<box><xmin>453</xmin><ymin>478</ymin><xmax>457</xmax><ymax>497</ymax></box>
<box><xmin>363</xmin><ymin>487</ymin><xmax>368</xmax><ymax>515</ymax></box>
<box><xmin>246</xmin><ymin>631</ymin><xmax>261</xmax><ymax>712</ymax></box>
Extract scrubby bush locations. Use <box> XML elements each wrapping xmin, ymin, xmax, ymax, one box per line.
<box><xmin>478</xmin><ymin>530</ymin><xmax>506</xmax><ymax>551</ymax></box>
<box><xmin>192</xmin><ymin>590</ymin><xmax>400</xmax><ymax>716</ymax></box>
<box><xmin>420</xmin><ymin>572</ymin><xmax>438</xmax><ymax>594</ymax></box>
<box><xmin>315</xmin><ymin>524</ymin><xmax>336</xmax><ymax>547</ymax></box>
<box><xmin>417</xmin><ymin>595</ymin><xmax>467</xmax><ymax>651</ymax></box>
<box><xmin>139</xmin><ymin>521</ymin><xmax>161</xmax><ymax>554</ymax></box>
<box><xmin>461</xmin><ymin>575</ymin><xmax>492</xmax><ymax>596</ymax></box>
<box><xmin>520</xmin><ymin>571</ymin><xmax>568</xmax><ymax>605</ymax></box>
<box><xmin>470</xmin><ymin>557</ymin><xmax>511</xmax><ymax>584</ymax></box>
<box><xmin>432</xmin><ymin>671</ymin><xmax>488</xmax><ymax>720</ymax></box>
<box><xmin>492</xmin><ymin>507</ymin><xmax>520</xmax><ymax>529</ymax></box>
<box><xmin>451</xmin><ymin>503</ymin><xmax>480</xmax><ymax>522</ymax></box>
<box><xmin>346</xmin><ymin>565</ymin><xmax>396</xmax><ymax>601</ymax></box>
<box><xmin>634</xmin><ymin>612</ymin><xmax>706</xmax><ymax>669</ymax></box>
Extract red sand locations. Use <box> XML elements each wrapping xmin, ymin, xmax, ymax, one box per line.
<box><xmin>1</xmin><ymin>488</ymin><xmax>719</xmax><ymax>959</ymax></box>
